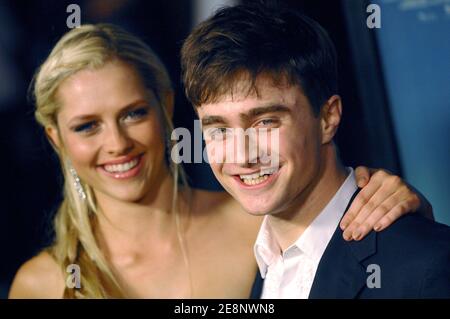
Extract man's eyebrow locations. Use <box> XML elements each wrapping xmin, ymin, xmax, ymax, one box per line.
<box><xmin>201</xmin><ymin>115</ymin><xmax>227</xmax><ymax>126</ymax></box>
<box><xmin>200</xmin><ymin>105</ymin><xmax>291</xmax><ymax>127</ymax></box>
<box><xmin>242</xmin><ymin>104</ymin><xmax>292</xmax><ymax>119</ymax></box>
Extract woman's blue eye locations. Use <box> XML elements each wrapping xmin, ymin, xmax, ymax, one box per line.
<box><xmin>124</xmin><ymin>107</ymin><xmax>149</xmax><ymax>121</ymax></box>
<box><xmin>73</xmin><ymin>121</ymin><xmax>97</xmax><ymax>133</ymax></box>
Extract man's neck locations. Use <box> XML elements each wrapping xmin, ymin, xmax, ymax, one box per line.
<box><xmin>268</xmin><ymin>147</ymin><xmax>348</xmax><ymax>252</ymax></box>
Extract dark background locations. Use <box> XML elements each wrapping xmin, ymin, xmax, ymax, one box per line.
<box><xmin>0</xmin><ymin>0</ymin><xmax>448</xmax><ymax>298</ymax></box>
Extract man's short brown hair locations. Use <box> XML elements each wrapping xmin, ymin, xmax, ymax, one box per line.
<box><xmin>181</xmin><ymin>1</ymin><xmax>338</xmax><ymax>115</ymax></box>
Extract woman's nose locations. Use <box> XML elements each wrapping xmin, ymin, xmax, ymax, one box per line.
<box><xmin>104</xmin><ymin>125</ymin><xmax>133</xmax><ymax>156</ymax></box>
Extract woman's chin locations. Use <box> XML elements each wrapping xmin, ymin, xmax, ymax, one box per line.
<box><xmin>97</xmin><ymin>187</ymin><xmax>147</xmax><ymax>204</ymax></box>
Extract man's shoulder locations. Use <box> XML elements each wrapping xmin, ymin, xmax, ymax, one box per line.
<box><xmin>375</xmin><ymin>214</ymin><xmax>450</xmax><ymax>255</ymax></box>
<box><xmin>358</xmin><ymin>214</ymin><xmax>450</xmax><ymax>298</ymax></box>
<box><xmin>310</xmin><ymin>213</ymin><xmax>449</xmax><ymax>298</ymax></box>
<box><xmin>359</xmin><ymin>213</ymin><xmax>450</xmax><ymax>287</ymax></box>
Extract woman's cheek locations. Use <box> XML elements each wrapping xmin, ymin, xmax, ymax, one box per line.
<box><xmin>131</xmin><ymin>120</ymin><xmax>162</xmax><ymax>147</ymax></box>
<box><xmin>64</xmin><ymin>134</ymin><xmax>100</xmax><ymax>167</ymax></box>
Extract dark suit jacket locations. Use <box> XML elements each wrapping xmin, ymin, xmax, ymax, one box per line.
<box><xmin>250</xmin><ymin>190</ymin><xmax>450</xmax><ymax>299</ymax></box>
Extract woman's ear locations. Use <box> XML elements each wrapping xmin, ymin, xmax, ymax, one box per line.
<box><xmin>320</xmin><ymin>94</ymin><xmax>342</xmax><ymax>144</ymax></box>
<box><xmin>164</xmin><ymin>91</ymin><xmax>175</xmax><ymax>118</ymax></box>
<box><xmin>45</xmin><ymin>125</ymin><xmax>61</xmax><ymax>150</ymax></box>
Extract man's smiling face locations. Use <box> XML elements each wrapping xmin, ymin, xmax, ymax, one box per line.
<box><xmin>197</xmin><ymin>75</ymin><xmax>325</xmax><ymax>216</ymax></box>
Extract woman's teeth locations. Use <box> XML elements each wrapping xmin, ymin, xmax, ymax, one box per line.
<box><xmin>104</xmin><ymin>157</ymin><xmax>139</xmax><ymax>173</ymax></box>
<box><xmin>239</xmin><ymin>168</ymin><xmax>277</xmax><ymax>186</ymax></box>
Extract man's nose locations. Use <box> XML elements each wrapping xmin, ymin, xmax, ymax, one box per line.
<box><xmin>232</xmin><ymin>130</ymin><xmax>259</xmax><ymax>167</ymax></box>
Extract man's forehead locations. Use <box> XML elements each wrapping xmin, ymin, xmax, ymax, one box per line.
<box><xmin>199</xmin><ymin>81</ymin><xmax>301</xmax><ymax>110</ymax></box>
<box><xmin>232</xmin><ymin>73</ymin><xmax>299</xmax><ymax>97</ymax></box>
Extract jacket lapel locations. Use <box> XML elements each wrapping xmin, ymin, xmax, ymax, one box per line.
<box><xmin>308</xmin><ymin>226</ymin><xmax>377</xmax><ymax>298</ymax></box>
<box><xmin>249</xmin><ymin>271</ymin><xmax>264</xmax><ymax>299</ymax></box>
<box><xmin>309</xmin><ymin>189</ymin><xmax>377</xmax><ymax>299</ymax></box>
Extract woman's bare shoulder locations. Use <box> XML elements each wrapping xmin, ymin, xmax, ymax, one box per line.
<box><xmin>192</xmin><ymin>188</ymin><xmax>263</xmax><ymax>230</ymax></box>
<box><xmin>191</xmin><ymin>188</ymin><xmax>229</xmax><ymax>206</ymax></box>
<box><xmin>8</xmin><ymin>251</ymin><xmax>65</xmax><ymax>299</ymax></box>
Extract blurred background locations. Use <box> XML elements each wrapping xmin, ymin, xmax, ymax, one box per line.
<box><xmin>0</xmin><ymin>0</ymin><xmax>449</xmax><ymax>298</ymax></box>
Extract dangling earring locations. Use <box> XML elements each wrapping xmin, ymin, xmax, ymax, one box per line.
<box><xmin>68</xmin><ymin>164</ymin><xmax>86</xmax><ymax>201</ymax></box>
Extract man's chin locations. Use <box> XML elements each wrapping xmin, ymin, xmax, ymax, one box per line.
<box><xmin>225</xmin><ymin>184</ymin><xmax>281</xmax><ymax>215</ymax></box>
<box><xmin>238</xmin><ymin>200</ymin><xmax>276</xmax><ymax>216</ymax></box>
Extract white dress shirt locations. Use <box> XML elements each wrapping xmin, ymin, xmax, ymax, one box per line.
<box><xmin>254</xmin><ymin>168</ymin><xmax>358</xmax><ymax>299</ymax></box>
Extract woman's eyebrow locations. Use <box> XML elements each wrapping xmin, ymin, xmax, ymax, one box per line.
<box><xmin>120</xmin><ymin>99</ymin><xmax>150</xmax><ymax>112</ymax></box>
<box><xmin>68</xmin><ymin>99</ymin><xmax>150</xmax><ymax>124</ymax></box>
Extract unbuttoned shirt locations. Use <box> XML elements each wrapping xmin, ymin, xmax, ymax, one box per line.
<box><xmin>254</xmin><ymin>168</ymin><xmax>357</xmax><ymax>299</ymax></box>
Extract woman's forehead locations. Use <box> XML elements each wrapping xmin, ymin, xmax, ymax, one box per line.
<box><xmin>55</xmin><ymin>62</ymin><xmax>152</xmax><ymax>117</ymax></box>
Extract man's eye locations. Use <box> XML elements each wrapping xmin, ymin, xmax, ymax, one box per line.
<box><xmin>255</xmin><ymin>118</ymin><xmax>279</xmax><ymax>128</ymax></box>
<box><xmin>258</xmin><ymin>119</ymin><xmax>274</xmax><ymax>126</ymax></box>
<box><xmin>123</xmin><ymin>107</ymin><xmax>149</xmax><ymax>121</ymax></box>
<box><xmin>73</xmin><ymin>121</ymin><xmax>98</xmax><ymax>133</ymax></box>
<box><xmin>206</xmin><ymin>127</ymin><xmax>229</xmax><ymax>140</ymax></box>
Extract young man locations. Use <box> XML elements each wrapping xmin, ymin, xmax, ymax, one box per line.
<box><xmin>181</xmin><ymin>3</ymin><xmax>450</xmax><ymax>298</ymax></box>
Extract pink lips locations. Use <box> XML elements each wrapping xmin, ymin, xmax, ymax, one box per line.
<box><xmin>98</xmin><ymin>154</ymin><xmax>144</xmax><ymax>179</ymax></box>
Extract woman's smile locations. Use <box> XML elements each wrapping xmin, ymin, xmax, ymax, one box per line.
<box><xmin>98</xmin><ymin>153</ymin><xmax>145</xmax><ymax>179</ymax></box>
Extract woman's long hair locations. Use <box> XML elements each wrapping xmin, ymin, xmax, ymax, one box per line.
<box><xmin>33</xmin><ymin>24</ymin><xmax>188</xmax><ymax>298</ymax></box>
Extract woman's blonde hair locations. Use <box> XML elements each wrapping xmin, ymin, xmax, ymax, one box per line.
<box><xmin>33</xmin><ymin>24</ymin><xmax>187</xmax><ymax>298</ymax></box>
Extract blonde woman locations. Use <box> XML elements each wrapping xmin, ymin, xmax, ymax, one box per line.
<box><xmin>9</xmin><ymin>24</ymin><xmax>430</xmax><ymax>298</ymax></box>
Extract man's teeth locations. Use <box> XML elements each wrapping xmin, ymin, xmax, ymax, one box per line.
<box><xmin>241</xmin><ymin>175</ymin><xmax>270</xmax><ymax>185</ymax></box>
<box><xmin>239</xmin><ymin>168</ymin><xmax>278</xmax><ymax>186</ymax></box>
<box><xmin>104</xmin><ymin>158</ymin><xmax>139</xmax><ymax>173</ymax></box>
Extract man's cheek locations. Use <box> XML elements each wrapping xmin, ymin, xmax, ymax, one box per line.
<box><xmin>205</xmin><ymin>141</ymin><xmax>225</xmax><ymax>165</ymax></box>
<box><xmin>257</xmin><ymin>128</ymin><xmax>281</xmax><ymax>169</ymax></box>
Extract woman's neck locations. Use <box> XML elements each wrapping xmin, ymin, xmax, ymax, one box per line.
<box><xmin>93</xmin><ymin>171</ymin><xmax>188</xmax><ymax>251</ymax></box>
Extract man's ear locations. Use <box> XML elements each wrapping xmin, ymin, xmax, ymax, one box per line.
<box><xmin>163</xmin><ymin>91</ymin><xmax>175</xmax><ymax>118</ymax></box>
<box><xmin>320</xmin><ymin>95</ymin><xmax>342</xmax><ymax>144</ymax></box>
<box><xmin>45</xmin><ymin>125</ymin><xmax>62</xmax><ymax>150</ymax></box>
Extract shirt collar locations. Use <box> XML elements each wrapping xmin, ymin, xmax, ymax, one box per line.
<box><xmin>254</xmin><ymin>167</ymin><xmax>358</xmax><ymax>278</ymax></box>
<box><xmin>254</xmin><ymin>216</ymin><xmax>279</xmax><ymax>278</ymax></box>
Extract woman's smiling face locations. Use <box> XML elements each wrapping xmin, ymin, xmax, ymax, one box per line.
<box><xmin>47</xmin><ymin>59</ymin><xmax>169</xmax><ymax>203</ymax></box>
